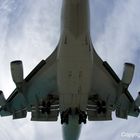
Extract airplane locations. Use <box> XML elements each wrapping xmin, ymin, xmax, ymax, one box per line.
<box><xmin>0</xmin><ymin>0</ymin><xmax>140</xmax><ymax>140</ymax></box>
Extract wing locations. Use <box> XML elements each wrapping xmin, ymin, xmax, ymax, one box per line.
<box><xmin>87</xmin><ymin>47</ymin><xmax>139</xmax><ymax>121</ymax></box>
<box><xmin>0</xmin><ymin>48</ymin><xmax>59</xmax><ymax>121</ymax></box>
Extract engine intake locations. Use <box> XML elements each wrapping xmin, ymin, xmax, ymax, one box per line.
<box><xmin>10</xmin><ymin>60</ymin><xmax>24</xmax><ymax>86</ymax></box>
<box><xmin>121</xmin><ymin>63</ymin><xmax>135</xmax><ymax>87</ymax></box>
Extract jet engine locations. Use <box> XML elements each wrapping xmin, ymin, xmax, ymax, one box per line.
<box><xmin>0</xmin><ymin>91</ymin><xmax>6</xmax><ymax>106</ymax></box>
<box><xmin>121</xmin><ymin>63</ymin><xmax>135</xmax><ymax>88</ymax></box>
<box><xmin>10</xmin><ymin>60</ymin><xmax>24</xmax><ymax>87</ymax></box>
<box><xmin>135</xmin><ymin>92</ymin><xmax>140</xmax><ymax>107</ymax></box>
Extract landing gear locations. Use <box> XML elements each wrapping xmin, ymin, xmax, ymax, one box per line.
<box><xmin>97</xmin><ymin>101</ymin><xmax>107</xmax><ymax>114</ymax></box>
<box><xmin>79</xmin><ymin>112</ymin><xmax>87</xmax><ymax>124</ymax></box>
<box><xmin>60</xmin><ymin>108</ymin><xmax>87</xmax><ymax>125</ymax></box>
<box><xmin>41</xmin><ymin>101</ymin><xmax>51</xmax><ymax>114</ymax></box>
<box><xmin>61</xmin><ymin>108</ymin><xmax>72</xmax><ymax>124</ymax></box>
<box><xmin>76</xmin><ymin>108</ymin><xmax>87</xmax><ymax>124</ymax></box>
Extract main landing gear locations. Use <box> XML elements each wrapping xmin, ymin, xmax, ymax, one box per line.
<box><xmin>41</xmin><ymin>101</ymin><xmax>51</xmax><ymax>114</ymax></box>
<box><xmin>75</xmin><ymin>108</ymin><xmax>87</xmax><ymax>124</ymax></box>
<box><xmin>96</xmin><ymin>101</ymin><xmax>107</xmax><ymax>114</ymax></box>
<box><xmin>61</xmin><ymin>108</ymin><xmax>72</xmax><ymax>124</ymax></box>
<box><xmin>61</xmin><ymin>108</ymin><xmax>87</xmax><ymax>125</ymax></box>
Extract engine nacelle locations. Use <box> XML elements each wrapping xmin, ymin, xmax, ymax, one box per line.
<box><xmin>135</xmin><ymin>92</ymin><xmax>140</xmax><ymax>107</ymax></box>
<box><xmin>0</xmin><ymin>91</ymin><xmax>6</xmax><ymax>106</ymax></box>
<box><xmin>10</xmin><ymin>60</ymin><xmax>24</xmax><ymax>85</ymax></box>
<box><xmin>121</xmin><ymin>63</ymin><xmax>135</xmax><ymax>87</ymax></box>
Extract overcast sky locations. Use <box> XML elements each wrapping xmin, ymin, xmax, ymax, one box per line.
<box><xmin>0</xmin><ymin>0</ymin><xmax>140</xmax><ymax>140</ymax></box>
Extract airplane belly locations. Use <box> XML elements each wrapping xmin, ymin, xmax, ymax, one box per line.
<box><xmin>57</xmin><ymin>40</ymin><xmax>92</xmax><ymax>112</ymax></box>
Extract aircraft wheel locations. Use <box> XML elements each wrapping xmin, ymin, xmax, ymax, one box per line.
<box><xmin>65</xmin><ymin>118</ymin><xmax>69</xmax><ymax>124</ymax></box>
<box><xmin>61</xmin><ymin>111</ymin><xmax>69</xmax><ymax>125</ymax></box>
<box><xmin>61</xmin><ymin>117</ymin><xmax>69</xmax><ymax>125</ymax></box>
<box><xmin>83</xmin><ymin>119</ymin><xmax>86</xmax><ymax>124</ymax></box>
<box><xmin>97</xmin><ymin>108</ymin><xmax>102</xmax><ymax>114</ymax></box>
<box><xmin>41</xmin><ymin>108</ymin><xmax>45</xmax><ymax>114</ymax></box>
<box><xmin>78</xmin><ymin>118</ymin><xmax>82</xmax><ymax>124</ymax></box>
<box><xmin>61</xmin><ymin>119</ymin><xmax>64</xmax><ymax>124</ymax></box>
<box><xmin>102</xmin><ymin>101</ymin><xmax>106</xmax><ymax>106</ymax></box>
<box><xmin>78</xmin><ymin>111</ymin><xmax>87</xmax><ymax>124</ymax></box>
<box><xmin>45</xmin><ymin>107</ymin><xmax>51</xmax><ymax>114</ymax></box>
<box><xmin>102</xmin><ymin>108</ymin><xmax>107</xmax><ymax>114</ymax></box>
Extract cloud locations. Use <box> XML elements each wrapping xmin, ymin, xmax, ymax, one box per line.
<box><xmin>94</xmin><ymin>0</ymin><xmax>140</xmax><ymax>75</ymax></box>
<box><xmin>0</xmin><ymin>0</ymin><xmax>62</xmax><ymax>140</ymax></box>
<box><xmin>82</xmin><ymin>0</ymin><xmax>140</xmax><ymax>139</ymax></box>
<box><xmin>0</xmin><ymin>0</ymin><xmax>140</xmax><ymax>140</ymax></box>
<box><xmin>0</xmin><ymin>0</ymin><xmax>62</xmax><ymax>96</ymax></box>
<box><xmin>90</xmin><ymin>0</ymin><xmax>116</xmax><ymax>41</ymax></box>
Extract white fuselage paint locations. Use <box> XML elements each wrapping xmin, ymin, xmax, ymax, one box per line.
<box><xmin>57</xmin><ymin>0</ymin><xmax>92</xmax><ymax>113</ymax></box>
<box><xmin>58</xmin><ymin>35</ymin><xmax>93</xmax><ymax>112</ymax></box>
<box><xmin>57</xmin><ymin>0</ymin><xmax>92</xmax><ymax>140</ymax></box>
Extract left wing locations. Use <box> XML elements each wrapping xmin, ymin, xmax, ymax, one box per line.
<box><xmin>87</xmin><ymin>47</ymin><xmax>139</xmax><ymax>121</ymax></box>
<box><xmin>0</xmin><ymin>48</ymin><xmax>59</xmax><ymax>121</ymax></box>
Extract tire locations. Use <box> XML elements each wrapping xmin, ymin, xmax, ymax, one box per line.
<box><xmin>97</xmin><ymin>108</ymin><xmax>102</xmax><ymax>114</ymax></box>
<box><xmin>61</xmin><ymin>119</ymin><xmax>64</xmax><ymax>125</ymax></box>
<box><xmin>78</xmin><ymin>118</ymin><xmax>82</xmax><ymax>124</ymax></box>
<box><xmin>65</xmin><ymin>118</ymin><xmax>69</xmax><ymax>124</ymax></box>
<box><xmin>41</xmin><ymin>108</ymin><xmax>45</xmax><ymax>114</ymax></box>
<box><xmin>102</xmin><ymin>101</ymin><xmax>106</xmax><ymax>106</ymax></box>
<box><xmin>102</xmin><ymin>108</ymin><xmax>107</xmax><ymax>114</ymax></box>
<box><xmin>83</xmin><ymin>119</ymin><xmax>86</xmax><ymax>124</ymax></box>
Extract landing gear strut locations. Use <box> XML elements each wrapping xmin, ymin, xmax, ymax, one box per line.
<box><xmin>61</xmin><ymin>108</ymin><xmax>72</xmax><ymax>124</ymax></box>
<box><xmin>41</xmin><ymin>101</ymin><xmax>51</xmax><ymax>114</ymax></box>
<box><xmin>97</xmin><ymin>101</ymin><xmax>107</xmax><ymax>114</ymax></box>
<box><xmin>76</xmin><ymin>108</ymin><xmax>87</xmax><ymax>124</ymax></box>
<box><xmin>61</xmin><ymin>108</ymin><xmax>87</xmax><ymax>124</ymax></box>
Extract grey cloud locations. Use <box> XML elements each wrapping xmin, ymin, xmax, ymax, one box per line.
<box><xmin>87</xmin><ymin>0</ymin><xmax>140</xmax><ymax>139</ymax></box>
<box><xmin>0</xmin><ymin>0</ymin><xmax>140</xmax><ymax>140</ymax></box>
<box><xmin>0</xmin><ymin>0</ymin><xmax>62</xmax><ymax>140</ymax></box>
<box><xmin>90</xmin><ymin>0</ymin><xmax>116</xmax><ymax>41</ymax></box>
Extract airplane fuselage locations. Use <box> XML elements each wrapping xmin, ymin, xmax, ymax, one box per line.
<box><xmin>57</xmin><ymin>0</ymin><xmax>92</xmax><ymax>139</ymax></box>
<box><xmin>57</xmin><ymin>0</ymin><xmax>92</xmax><ymax>113</ymax></box>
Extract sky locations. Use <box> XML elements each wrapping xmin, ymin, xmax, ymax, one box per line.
<box><xmin>0</xmin><ymin>0</ymin><xmax>140</xmax><ymax>140</ymax></box>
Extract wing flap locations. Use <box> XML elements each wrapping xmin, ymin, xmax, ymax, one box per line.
<box><xmin>13</xmin><ymin>109</ymin><xmax>27</xmax><ymax>119</ymax></box>
<box><xmin>31</xmin><ymin>109</ymin><xmax>59</xmax><ymax>121</ymax></box>
<box><xmin>87</xmin><ymin>110</ymin><xmax>112</xmax><ymax>121</ymax></box>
